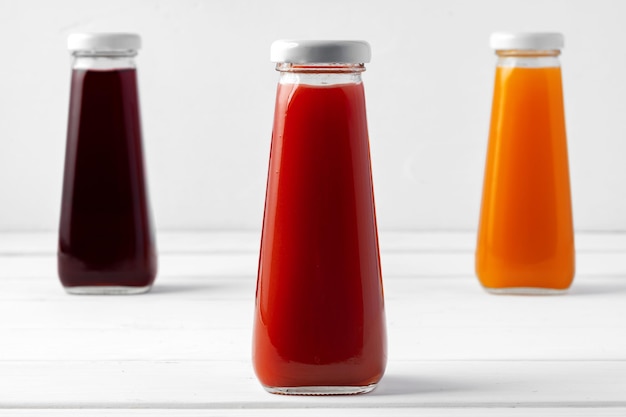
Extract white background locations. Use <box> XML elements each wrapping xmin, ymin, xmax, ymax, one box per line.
<box><xmin>0</xmin><ymin>0</ymin><xmax>624</xmax><ymax>232</ymax></box>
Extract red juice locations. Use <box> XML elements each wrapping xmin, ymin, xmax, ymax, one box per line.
<box><xmin>58</xmin><ymin>68</ymin><xmax>157</xmax><ymax>291</ymax></box>
<box><xmin>253</xmin><ymin>81</ymin><xmax>387</xmax><ymax>390</ymax></box>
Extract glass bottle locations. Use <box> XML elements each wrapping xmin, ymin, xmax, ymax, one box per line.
<box><xmin>476</xmin><ymin>32</ymin><xmax>575</xmax><ymax>294</ymax></box>
<box><xmin>58</xmin><ymin>33</ymin><xmax>157</xmax><ymax>295</ymax></box>
<box><xmin>253</xmin><ymin>40</ymin><xmax>387</xmax><ymax>395</ymax></box>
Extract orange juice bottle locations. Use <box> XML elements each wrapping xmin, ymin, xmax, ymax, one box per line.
<box><xmin>476</xmin><ymin>32</ymin><xmax>575</xmax><ymax>294</ymax></box>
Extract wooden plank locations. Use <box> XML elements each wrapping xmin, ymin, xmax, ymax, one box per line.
<box><xmin>1</xmin><ymin>232</ymin><xmax>626</xmax><ymax>255</ymax></box>
<box><xmin>1</xmin><ymin>409</ymin><xmax>626</xmax><ymax>417</ymax></box>
<box><xmin>0</xmin><ymin>275</ymin><xmax>625</xmax><ymax>361</ymax></box>
<box><xmin>0</xmin><ymin>360</ymin><xmax>624</xmax><ymax>409</ymax></box>
<box><xmin>0</xmin><ymin>274</ymin><xmax>257</xmax><ymax>301</ymax></box>
<box><xmin>1</xmin><ymin>326</ymin><xmax>625</xmax><ymax>362</ymax></box>
<box><xmin>0</xmin><ymin>251</ymin><xmax>625</xmax><ymax>281</ymax></box>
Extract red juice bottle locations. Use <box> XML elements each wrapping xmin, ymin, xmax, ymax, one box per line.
<box><xmin>253</xmin><ymin>40</ymin><xmax>387</xmax><ymax>395</ymax></box>
<box><xmin>58</xmin><ymin>33</ymin><xmax>157</xmax><ymax>295</ymax></box>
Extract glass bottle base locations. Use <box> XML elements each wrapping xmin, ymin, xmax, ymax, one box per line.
<box><xmin>262</xmin><ymin>383</ymin><xmax>377</xmax><ymax>396</ymax></box>
<box><xmin>483</xmin><ymin>286</ymin><xmax>569</xmax><ymax>295</ymax></box>
<box><xmin>64</xmin><ymin>285</ymin><xmax>152</xmax><ymax>295</ymax></box>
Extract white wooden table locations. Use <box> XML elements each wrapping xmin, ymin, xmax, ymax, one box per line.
<box><xmin>1</xmin><ymin>232</ymin><xmax>625</xmax><ymax>416</ymax></box>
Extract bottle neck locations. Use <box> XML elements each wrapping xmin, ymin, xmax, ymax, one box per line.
<box><xmin>276</xmin><ymin>63</ymin><xmax>364</xmax><ymax>86</ymax></box>
<box><xmin>495</xmin><ymin>50</ymin><xmax>561</xmax><ymax>68</ymax></box>
<box><xmin>71</xmin><ymin>51</ymin><xmax>137</xmax><ymax>71</ymax></box>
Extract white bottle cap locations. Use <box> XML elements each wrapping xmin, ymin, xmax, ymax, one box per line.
<box><xmin>67</xmin><ymin>33</ymin><xmax>142</xmax><ymax>51</ymax></box>
<box><xmin>270</xmin><ymin>40</ymin><xmax>371</xmax><ymax>64</ymax></box>
<box><xmin>490</xmin><ymin>32</ymin><xmax>564</xmax><ymax>51</ymax></box>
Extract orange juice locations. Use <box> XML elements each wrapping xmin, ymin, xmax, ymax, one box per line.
<box><xmin>476</xmin><ymin>33</ymin><xmax>575</xmax><ymax>294</ymax></box>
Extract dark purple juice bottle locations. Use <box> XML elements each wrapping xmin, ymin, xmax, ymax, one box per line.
<box><xmin>59</xmin><ymin>33</ymin><xmax>157</xmax><ymax>294</ymax></box>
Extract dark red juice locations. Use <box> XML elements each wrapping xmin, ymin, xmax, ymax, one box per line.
<box><xmin>253</xmin><ymin>82</ymin><xmax>387</xmax><ymax>388</ymax></box>
<box><xmin>58</xmin><ymin>68</ymin><xmax>156</xmax><ymax>290</ymax></box>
